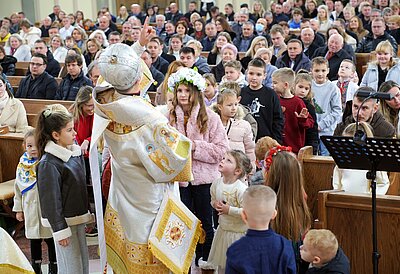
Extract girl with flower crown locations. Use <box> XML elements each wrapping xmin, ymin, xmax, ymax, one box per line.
<box><xmin>167</xmin><ymin>67</ymin><xmax>229</xmax><ymax>267</ymax></box>
<box><xmin>263</xmin><ymin>146</ymin><xmax>312</xmax><ymax>271</ymax></box>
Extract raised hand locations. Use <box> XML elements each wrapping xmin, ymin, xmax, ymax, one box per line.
<box><xmin>139</xmin><ymin>17</ymin><xmax>156</xmax><ymax>47</ymax></box>
<box><xmin>295</xmin><ymin>108</ymin><xmax>309</xmax><ymax>119</ymax></box>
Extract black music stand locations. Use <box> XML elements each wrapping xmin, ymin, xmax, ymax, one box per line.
<box><xmin>321</xmin><ymin>136</ymin><xmax>400</xmax><ymax>274</ymax></box>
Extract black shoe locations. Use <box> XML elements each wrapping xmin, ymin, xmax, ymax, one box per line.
<box><xmin>48</xmin><ymin>262</ymin><xmax>57</xmax><ymax>274</ymax></box>
<box><xmin>32</xmin><ymin>260</ymin><xmax>42</xmax><ymax>274</ymax></box>
<box><xmin>86</xmin><ymin>226</ymin><xmax>98</xmax><ymax>237</ymax></box>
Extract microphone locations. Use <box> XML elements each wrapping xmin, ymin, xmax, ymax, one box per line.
<box><xmin>356</xmin><ymin>91</ymin><xmax>393</xmax><ymax>100</ymax></box>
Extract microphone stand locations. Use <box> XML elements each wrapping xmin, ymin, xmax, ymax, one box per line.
<box><xmin>353</xmin><ymin>96</ymin><xmax>380</xmax><ymax>274</ymax></box>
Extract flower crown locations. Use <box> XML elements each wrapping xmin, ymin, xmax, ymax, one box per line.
<box><xmin>263</xmin><ymin>145</ymin><xmax>292</xmax><ymax>172</ymax></box>
<box><xmin>167</xmin><ymin>67</ymin><xmax>206</xmax><ymax>93</ymax></box>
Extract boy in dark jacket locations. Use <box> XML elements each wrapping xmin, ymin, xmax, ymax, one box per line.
<box><xmin>226</xmin><ymin>185</ymin><xmax>296</xmax><ymax>274</ymax></box>
<box><xmin>300</xmin><ymin>229</ymin><xmax>350</xmax><ymax>274</ymax></box>
<box><xmin>240</xmin><ymin>58</ymin><xmax>284</xmax><ymax>142</ymax></box>
<box><xmin>55</xmin><ymin>54</ymin><xmax>92</xmax><ymax>101</ymax></box>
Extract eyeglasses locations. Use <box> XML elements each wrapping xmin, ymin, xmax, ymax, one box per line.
<box><xmin>29</xmin><ymin>62</ymin><xmax>44</xmax><ymax>67</ymax></box>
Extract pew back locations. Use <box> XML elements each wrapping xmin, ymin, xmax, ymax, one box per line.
<box><xmin>316</xmin><ymin>190</ymin><xmax>400</xmax><ymax>274</ymax></box>
<box><xmin>0</xmin><ymin>133</ymin><xmax>24</xmax><ymax>183</ymax></box>
<box><xmin>298</xmin><ymin>146</ymin><xmax>335</xmax><ymax>222</ymax></box>
<box><xmin>20</xmin><ymin>99</ymin><xmax>74</xmax><ymax>126</ymax></box>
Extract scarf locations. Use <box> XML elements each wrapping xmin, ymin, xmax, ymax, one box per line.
<box><xmin>16</xmin><ymin>152</ymin><xmax>38</xmax><ymax>195</ymax></box>
<box><xmin>336</xmin><ymin>80</ymin><xmax>349</xmax><ymax>107</ymax></box>
<box><xmin>0</xmin><ymin>90</ymin><xmax>9</xmax><ymax>114</ymax></box>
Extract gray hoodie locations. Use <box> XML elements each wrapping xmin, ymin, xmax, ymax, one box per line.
<box><xmin>312</xmin><ymin>80</ymin><xmax>342</xmax><ymax>136</ymax></box>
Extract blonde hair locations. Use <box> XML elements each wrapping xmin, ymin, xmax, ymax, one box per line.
<box><xmin>224</xmin><ymin>60</ymin><xmax>242</xmax><ymax>71</ymax></box>
<box><xmin>219</xmin><ymin>81</ymin><xmax>241</xmax><ymax>96</ymax></box>
<box><xmin>243</xmin><ymin>185</ymin><xmax>277</xmax><ymax>225</ymax></box>
<box><xmin>72</xmin><ymin>86</ymin><xmax>94</xmax><ymax>121</ymax></box>
<box><xmin>272</xmin><ymin>68</ymin><xmax>295</xmax><ymax>87</ymax></box>
<box><xmin>216</xmin><ymin>89</ymin><xmax>238</xmax><ymax>116</ymax></box>
<box><xmin>304</xmin><ymin>229</ymin><xmax>339</xmax><ymax>263</ymax></box>
<box><xmin>373</xmin><ymin>40</ymin><xmax>396</xmax><ymax>68</ymax></box>
<box><xmin>342</xmin><ymin>122</ymin><xmax>374</xmax><ymax>137</ymax></box>
<box><xmin>255</xmin><ymin>136</ymin><xmax>280</xmax><ymax>161</ymax></box>
<box><xmin>245</xmin><ymin>36</ymin><xmax>268</xmax><ymax>58</ymax></box>
<box><xmin>254</xmin><ymin>47</ymin><xmax>272</xmax><ymax>62</ymax></box>
<box><xmin>294</xmin><ymin>71</ymin><xmax>314</xmax><ymax>101</ymax></box>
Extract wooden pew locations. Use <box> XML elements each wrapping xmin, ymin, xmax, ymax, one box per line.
<box><xmin>20</xmin><ymin>99</ymin><xmax>74</xmax><ymax>126</ymax></box>
<box><xmin>0</xmin><ymin>133</ymin><xmax>24</xmax><ymax>183</ymax></box>
<box><xmin>316</xmin><ymin>190</ymin><xmax>400</xmax><ymax>274</ymax></box>
<box><xmin>298</xmin><ymin>146</ymin><xmax>335</xmax><ymax>222</ymax></box>
<box><xmin>355</xmin><ymin>53</ymin><xmax>372</xmax><ymax>79</ymax></box>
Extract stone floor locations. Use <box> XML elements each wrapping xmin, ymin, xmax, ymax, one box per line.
<box><xmin>14</xmin><ymin>230</ymin><xmax>203</xmax><ymax>273</ymax></box>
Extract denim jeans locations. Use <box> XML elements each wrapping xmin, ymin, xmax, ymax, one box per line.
<box><xmin>54</xmin><ymin>224</ymin><xmax>89</xmax><ymax>274</ymax></box>
<box><xmin>318</xmin><ymin>140</ymin><xmax>330</xmax><ymax>156</ymax></box>
<box><xmin>180</xmin><ymin>183</ymin><xmax>214</xmax><ymax>261</ymax></box>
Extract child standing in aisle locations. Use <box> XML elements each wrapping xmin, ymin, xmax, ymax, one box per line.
<box><xmin>311</xmin><ymin>57</ymin><xmax>342</xmax><ymax>155</ymax></box>
<box><xmin>214</xmin><ymin>89</ymin><xmax>256</xmax><ymax>169</ymax></box>
<box><xmin>271</xmin><ymin>68</ymin><xmax>314</xmax><ymax>154</ymax></box>
<box><xmin>240</xmin><ymin>58</ymin><xmax>284</xmax><ymax>142</ymax></box>
<box><xmin>36</xmin><ymin>104</ymin><xmax>92</xmax><ymax>274</ymax></box>
<box><xmin>13</xmin><ymin>128</ymin><xmax>57</xmax><ymax>274</ymax></box>
<box><xmin>203</xmin><ymin>150</ymin><xmax>252</xmax><ymax>273</ymax></box>
<box><xmin>294</xmin><ymin>71</ymin><xmax>319</xmax><ymax>155</ymax></box>
<box><xmin>226</xmin><ymin>185</ymin><xmax>297</xmax><ymax>274</ymax></box>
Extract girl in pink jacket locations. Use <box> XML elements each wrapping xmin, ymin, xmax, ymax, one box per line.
<box><xmin>167</xmin><ymin>67</ymin><xmax>229</xmax><ymax>266</ymax></box>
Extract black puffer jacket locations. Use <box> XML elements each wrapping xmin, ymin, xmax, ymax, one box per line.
<box><xmin>0</xmin><ymin>55</ymin><xmax>17</xmax><ymax>76</ymax></box>
<box><xmin>356</xmin><ymin>31</ymin><xmax>398</xmax><ymax>54</ymax></box>
<box><xmin>37</xmin><ymin>142</ymin><xmax>91</xmax><ymax>241</ymax></box>
<box><xmin>55</xmin><ymin>70</ymin><xmax>92</xmax><ymax>101</ymax></box>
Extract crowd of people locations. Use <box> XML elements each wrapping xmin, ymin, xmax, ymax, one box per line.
<box><xmin>2</xmin><ymin>0</ymin><xmax>400</xmax><ymax>273</ymax></box>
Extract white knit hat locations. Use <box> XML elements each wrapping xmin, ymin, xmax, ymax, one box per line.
<box><xmin>97</xmin><ymin>43</ymin><xmax>142</xmax><ymax>91</ymax></box>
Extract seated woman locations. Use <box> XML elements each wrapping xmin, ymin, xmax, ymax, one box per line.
<box><xmin>49</xmin><ymin>34</ymin><xmax>68</xmax><ymax>63</ymax></box>
<box><xmin>0</xmin><ymin>45</ymin><xmax>17</xmax><ymax>76</ymax></box>
<box><xmin>347</xmin><ymin>16</ymin><xmax>369</xmax><ymax>42</ymax></box>
<box><xmin>0</xmin><ymin>76</ymin><xmax>28</xmax><ymax>133</ymax></box>
<box><xmin>207</xmin><ymin>32</ymin><xmax>232</xmax><ymax>65</ymax></box>
<box><xmin>4</xmin><ymin>33</ymin><xmax>31</xmax><ymax>62</ymax></box>
<box><xmin>240</xmin><ymin>36</ymin><xmax>268</xmax><ymax>70</ymax></box>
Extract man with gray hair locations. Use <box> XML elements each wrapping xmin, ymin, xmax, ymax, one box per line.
<box><xmin>130</xmin><ymin>4</ymin><xmax>145</xmax><ymax>24</ymax></box>
<box><xmin>231</xmin><ymin>8</ymin><xmax>249</xmax><ymax>36</ymax></box>
<box><xmin>300</xmin><ymin>27</ymin><xmax>320</xmax><ymax>58</ymax></box>
<box><xmin>313</xmin><ymin>33</ymin><xmax>353</xmax><ymax>80</ymax></box>
<box><xmin>155</xmin><ymin>14</ymin><xmax>165</xmax><ymax>37</ymax></box>
<box><xmin>233</xmin><ymin>22</ymin><xmax>255</xmax><ymax>52</ymax></box>
<box><xmin>40</xmin><ymin>16</ymin><xmax>52</xmax><ymax>37</ymax></box>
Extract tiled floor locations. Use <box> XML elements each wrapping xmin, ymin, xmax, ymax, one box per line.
<box><xmin>15</xmin><ymin>232</ymin><xmax>203</xmax><ymax>273</ymax></box>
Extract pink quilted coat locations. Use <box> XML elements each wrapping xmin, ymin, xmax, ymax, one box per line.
<box><xmin>169</xmin><ymin>104</ymin><xmax>229</xmax><ymax>185</ymax></box>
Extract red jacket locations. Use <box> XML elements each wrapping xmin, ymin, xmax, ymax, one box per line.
<box><xmin>74</xmin><ymin>114</ymin><xmax>93</xmax><ymax>157</ymax></box>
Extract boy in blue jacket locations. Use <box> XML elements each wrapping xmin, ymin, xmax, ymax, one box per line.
<box><xmin>226</xmin><ymin>185</ymin><xmax>296</xmax><ymax>274</ymax></box>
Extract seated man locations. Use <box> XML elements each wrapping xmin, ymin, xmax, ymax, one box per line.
<box><xmin>179</xmin><ymin>46</ymin><xmax>207</xmax><ymax>75</ymax></box>
<box><xmin>55</xmin><ymin>54</ymin><xmax>92</xmax><ymax>100</ymax></box>
<box><xmin>233</xmin><ymin>22</ymin><xmax>255</xmax><ymax>52</ymax></box>
<box><xmin>201</xmin><ymin>22</ymin><xmax>217</xmax><ymax>52</ymax></box>
<box><xmin>147</xmin><ymin>38</ymin><xmax>170</xmax><ymax>74</ymax></box>
<box><xmin>334</xmin><ymin>87</ymin><xmax>396</xmax><ymax>138</ymax></box>
<box><xmin>313</xmin><ymin>34</ymin><xmax>353</xmax><ymax>81</ymax></box>
<box><xmin>15</xmin><ymin>53</ymin><xmax>58</xmax><ymax>99</ymax></box>
<box><xmin>141</xmin><ymin>50</ymin><xmax>164</xmax><ymax>92</ymax></box>
<box><xmin>356</xmin><ymin>17</ymin><xmax>398</xmax><ymax>54</ymax></box>
<box><xmin>32</xmin><ymin>39</ymin><xmax>60</xmax><ymax>77</ymax></box>
<box><xmin>276</xmin><ymin>39</ymin><xmax>311</xmax><ymax>72</ymax></box>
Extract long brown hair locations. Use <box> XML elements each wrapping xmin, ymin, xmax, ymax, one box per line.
<box><xmin>264</xmin><ymin>151</ymin><xmax>312</xmax><ymax>241</ymax></box>
<box><xmin>35</xmin><ymin>104</ymin><xmax>73</xmax><ymax>159</ymax></box>
<box><xmin>72</xmin><ymin>86</ymin><xmax>93</xmax><ymax>121</ymax></box>
<box><xmin>170</xmin><ymin>82</ymin><xmax>209</xmax><ymax>134</ymax></box>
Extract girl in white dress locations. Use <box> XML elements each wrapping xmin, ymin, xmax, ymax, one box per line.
<box><xmin>203</xmin><ymin>149</ymin><xmax>252</xmax><ymax>273</ymax></box>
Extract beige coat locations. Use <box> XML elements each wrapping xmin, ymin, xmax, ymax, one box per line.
<box><xmin>0</xmin><ymin>97</ymin><xmax>28</xmax><ymax>133</ymax></box>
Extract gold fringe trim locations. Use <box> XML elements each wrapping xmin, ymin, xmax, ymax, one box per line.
<box><xmin>150</xmin><ymin>219</ymin><xmax>205</xmax><ymax>274</ymax></box>
<box><xmin>0</xmin><ymin>264</ymin><xmax>35</xmax><ymax>274</ymax></box>
<box><xmin>155</xmin><ymin>199</ymin><xmax>194</xmax><ymax>241</ymax></box>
